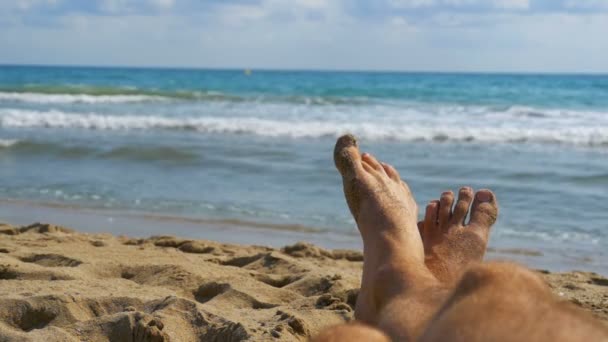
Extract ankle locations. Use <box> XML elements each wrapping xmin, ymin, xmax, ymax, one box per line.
<box><xmin>363</xmin><ymin>232</ymin><xmax>425</xmax><ymax>265</ymax></box>
<box><xmin>371</xmin><ymin>262</ymin><xmax>439</xmax><ymax>309</ymax></box>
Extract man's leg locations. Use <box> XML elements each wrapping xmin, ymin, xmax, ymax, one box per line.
<box><xmin>315</xmin><ymin>135</ymin><xmax>608</xmax><ymax>341</ymax></box>
<box><xmin>328</xmin><ymin>134</ymin><xmax>499</xmax><ymax>340</ymax></box>
<box><xmin>418</xmin><ymin>189</ymin><xmax>608</xmax><ymax>341</ymax></box>
<box><xmin>420</xmin><ymin>262</ymin><xmax>608</xmax><ymax>341</ymax></box>
<box><xmin>313</xmin><ymin>323</ymin><xmax>390</xmax><ymax>342</ymax></box>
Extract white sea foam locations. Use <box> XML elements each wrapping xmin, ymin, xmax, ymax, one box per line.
<box><xmin>496</xmin><ymin>227</ymin><xmax>599</xmax><ymax>244</ymax></box>
<box><xmin>0</xmin><ymin>108</ymin><xmax>607</xmax><ymax>147</ymax></box>
<box><xmin>0</xmin><ymin>139</ymin><xmax>18</xmax><ymax>147</ymax></box>
<box><xmin>0</xmin><ymin>92</ymin><xmax>165</xmax><ymax>104</ymax></box>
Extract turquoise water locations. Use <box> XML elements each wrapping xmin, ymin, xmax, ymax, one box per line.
<box><xmin>0</xmin><ymin>65</ymin><xmax>606</xmax><ymax>273</ymax></box>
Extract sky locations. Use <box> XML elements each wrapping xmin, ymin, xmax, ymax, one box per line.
<box><xmin>0</xmin><ymin>0</ymin><xmax>607</xmax><ymax>72</ymax></box>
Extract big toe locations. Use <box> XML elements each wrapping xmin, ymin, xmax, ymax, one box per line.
<box><xmin>334</xmin><ymin>134</ymin><xmax>363</xmax><ymax>178</ymax></box>
<box><xmin>469</xmin><ymin>190</ymin><xmax>498</xmax><ymax>232</ymax></box>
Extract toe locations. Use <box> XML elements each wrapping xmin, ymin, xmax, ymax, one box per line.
<box><xmin>423</xmin><ymin>200</ymin><xmax>439</xmax><ymax>240</ymax></box>
<box><xmin>469</xmin><ymin>190</ymin><xmax>498</xmax><ymax>231</ymax></box>
<box><xmin>417</xmin><ymin>221</ymin><xmax>424</xmax><ymax>240</ymax></box>
<box><xmin>451</xmin><ymin>187</ymin><xmax>474</xmax><ymax>225</ymax></box>
<box><xmin>438</xmin><ymin>191</ymin><xmax>454</xmax><ymax>228</ymax></box>
<box><xmin>334</xmin><ymin>134</ymin><xmax>364</xmax><ymax>179</ymax></box>
<box><xmin>362</xmin><ymin>160</ymin><xmax>375</xmax><ymax>173</ymax></box>
<box><xmin>334</xmin><ymin>135</ymin><xmax>370</xmax><ymax>219</ymax></box>
<box><xmin>381</xmin><ymin>162</ymin><xmax>401</xmax><ymax>182</ymax></box>
<box><xmin>362</xmin><ymin>153</ymin><xmax>384</xmax><ymax>173</ymax></box>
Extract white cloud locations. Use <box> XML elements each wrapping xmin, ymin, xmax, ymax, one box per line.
<box><xmin>389</xmin><ymin>0</ymin><xmax>529</xmax><ymax>10</ymax></box>
<box><xmin>11</xmin><ymin>0</ymin><xmax>59</xmax><ymax>11</ymax></box>
<box><xmin>99</xmin><ymin>0</ymin><xmax>131</xmax><ymax>13</ymax></box>
<box><xmin>491</xmin><ymin>0</ymin><xmax>529</xmax><ymax>9</ymax></box>
<box><xmin>388</xmin><ymin>0</ymin><xmax>435</xmax><ymax>9</ymax></box>
<box><xmin>217</xmin><ymin>4</ymin><xmax>267</xmax><ymax>26</ymax></box>
<box><xmin>214</xmin><ymin>0</ymin><xmax>346</xmax><ymax>27</ymax></box>
<box><xmin>564</xmin><ymin>0</ymin><xmax>608</xmax><ymax>10</ymax></box>
<box><xmin>293</xmin><ymin>0</ymin><xmax>329</xmax><ymax>10</ymax></box>
<box><xmin>0</xmin><ymin>0</ymin><xmax>606</xmax><ymax>73</ymax></box>
<box><xmin>150</xmin><ymin>0</ymin><xmax>174</xmax><ymax>10</ymax></box>
<box><xmin>97</xmin><ymin>0</ymin><xmax>174</xmax><ymax>14</ymax></box>
<box><xmin>447</xmin><ymin>0</ymin><xmax>529</xmax><ymax>9</ymax></box>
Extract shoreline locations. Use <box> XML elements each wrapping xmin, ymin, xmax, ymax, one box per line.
<box><xmin>0</xmin><ymin>199</ymin><xmax>606</xmax><ymax>274</ymax></box>
<box><xmin>0</xmin><ymin>222</ymin><xmax>607</xmax><ymax>340</ymax></box>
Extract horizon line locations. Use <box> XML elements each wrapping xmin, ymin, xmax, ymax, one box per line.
<box><xmin>1</xmin><ymin>63</ymin><xmax>607</xmax><ymax>76</ymax></box>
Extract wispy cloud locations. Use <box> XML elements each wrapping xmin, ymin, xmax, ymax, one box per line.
<box><xmin>388</xmin><ymin>0</ymin><xmax>530</xmax><ymax>10</ymax></box>
<box><xmin>0</xmin><ymin>0</ymin><xmax>606</xmax><ymax>72</ymax></box>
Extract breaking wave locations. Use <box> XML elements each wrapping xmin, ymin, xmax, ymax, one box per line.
<box><xmin>0</xmin><ymin>85</ymin><xmax>369</xmax><ymax>105</ymax></box>
<box><xmin>0</xmin><ymin>139</ymin><xmax>19</xmax><ymax>147</ymax></box>
<box><xmin>1</xmin><ymin>108</ymin><xmax>607</xmax><ymax>147</ymax></box>
<box><xmin>0</xmin><ymin>92</ymin><xmax>166</xmax><ymax>104</ymax></box>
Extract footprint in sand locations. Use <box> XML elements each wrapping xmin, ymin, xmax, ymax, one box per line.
<box><xmin>19</xmin><ymin>254</ymin><xmax>82</xmax><ymax>267</ymax></box>
<box><xmin>132</xmin><ymin>313</ymin><xmax>170</xmax><ymax>342</ymax></box>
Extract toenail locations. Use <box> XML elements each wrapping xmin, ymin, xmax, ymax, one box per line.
<box><xmin>476</xmin><ymin>191</ymin><xmax>492</xmax><ymax>202</ymax></box>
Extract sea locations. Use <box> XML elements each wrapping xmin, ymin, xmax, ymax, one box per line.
<box><xmin>0</xmin><ymin>65</ymin><xmax>606</xmax><ymax>274</ymax></box>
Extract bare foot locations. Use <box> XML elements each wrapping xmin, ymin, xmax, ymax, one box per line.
<box><xmin>418</xmin><ymin>187</ymin><xmax>499</xmax><ymax>284</ymax></box>
<box><xmin>334</xmin><ymin>135</ymin><xmax>432</xmax><ymax>324</ymax></box>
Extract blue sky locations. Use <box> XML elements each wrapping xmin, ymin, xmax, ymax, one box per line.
<box><xmin>0</xmin><ymin>0</ymin><xmax>607</xmax><ymax>72</ymax></box>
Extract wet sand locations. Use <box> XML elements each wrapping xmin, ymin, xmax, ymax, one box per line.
<box><xmin>0</xmin><ymin>222</ymin><xmax>606</xmax><ymax>341</ymax></box>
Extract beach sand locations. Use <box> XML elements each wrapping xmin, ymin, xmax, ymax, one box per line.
<box><xmin>0</xmin><ymin>222</ymin><xmax>606</xmax><ymax>341</ymax></box>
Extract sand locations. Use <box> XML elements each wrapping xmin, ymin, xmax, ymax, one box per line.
<box><xmin>0</xmin><ymin>222</ymin><xmax>606</xmax><ymax>341</ymax></box>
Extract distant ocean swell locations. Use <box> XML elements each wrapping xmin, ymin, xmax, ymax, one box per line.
<box><xmin>0</xmin><ymin>88</ymin><xmax>367</xmax><ymax>105</ymax></box>
<box><xmin>0</xmin><ymin>92</ymin><xmax>165</xmax><ymax>104</ymax></box>
<box><xmin>1</xmin><ymin>108</ymin><xmax>607</xmax><ymax>147</ymax></box>
<box><xmin>0</xmin><ymin>140</ymin><xmax>200</xmax><ymax>163</ymax></box>
<box><xmin>2</xmin><ymin>86</ymin><xmax>608</xmax><ymax>115</ymax></box>
<box><xmin>7</xmin><ymin>85</ymin><xmax>606</xmax><ymax>108</ymax></box>
<box><xmin>4</xmin><ymin>139</ymin><xmax>608</xmax><ymax>188</ymax></box>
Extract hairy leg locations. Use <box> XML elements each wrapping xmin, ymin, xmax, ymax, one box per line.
<box><xmin>373</xmin><ymin>186</ymin><xmax>500</xmax><ymax>340</ymax></box>
<box><xmin>315</xmin><ymin>135</ymin><xmax>608</xmax><ymax>341</ymax></box>
<box><xmin>317</xmin><ymin>262</ymin><xmax>608</xmax><ymax>342</ymax></box>
<box><xmin>312</xmin><ymin>323</ymin><xmax>390</xmax><ymax>342</ymax></box>
<box><xmin>420</xmin><ymin>262</ymin><xmax>608</xmax><ymax>342</ymax></box>
<box><xmin>416</xmin><ymin>186</ymin><xmax>607</xmax><ymax>341</ymax></box>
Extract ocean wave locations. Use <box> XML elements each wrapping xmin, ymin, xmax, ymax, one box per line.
<box><xmin>0</xmin><ymin>92</ymin><xmax>167</xmax><ymax>104</ymax></box>
<box><xmin>0</xmin><ymin>85</ymin><xmax>228</xmax><ymax>104</ymax></box>
<box><xmin>101</xmin><ymin>146</ymin><xmax>200</xmax><ymax>163</ymax></box>
<box><xmin>0</xmin><ymin>139</ymin><xmax>19</xmax><ymax>147</ymax></box>
<box><xmin>0</xmin><ymin>139</ymin><xmax>201</xmax><ymax>164</ymax></box>
<box><xmin>0</xmin><ymin>85</ymin><xmax>369</xmax><ymax>105</ymax></box>
<box><xmin>496</xmin><ymin>227</ymin><xmax>600</xmax><ymax>245</ymax></box>
<box><xmin>1</xmin><ymin>109</ymin><xmax>607</xmax><ymax>147</ymax></box>
<box><xmin>481</xmin><ymin>105</ymin><xmax>608</xmax><ymax>120</ymax></box>
<box><xmin>567</xmin><ymin>173</ymin><xmax>608</xmax><ymax>185</ymax></box>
